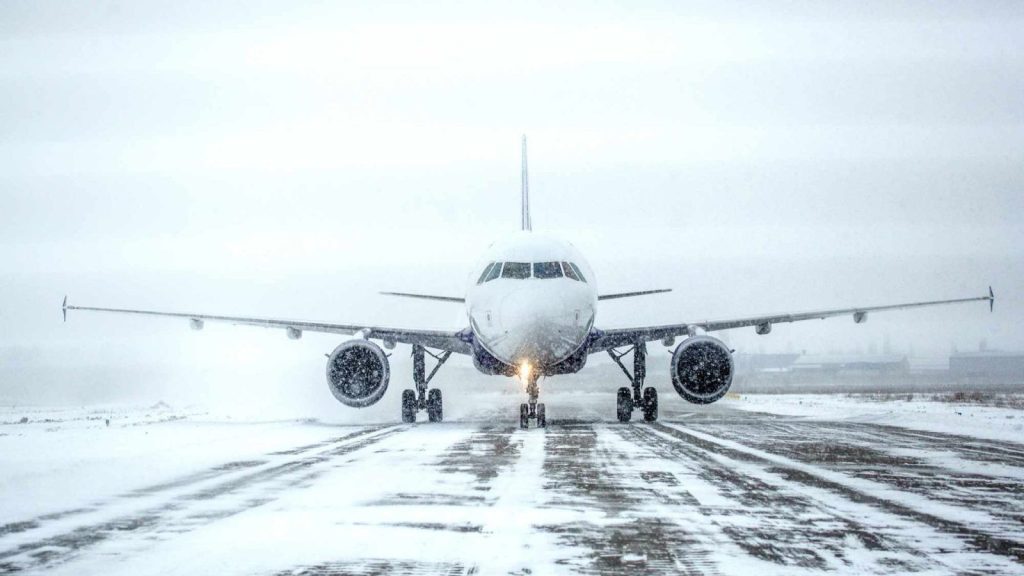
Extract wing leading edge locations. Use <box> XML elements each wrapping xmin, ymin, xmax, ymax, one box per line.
<box><xmin>598</xmin><ymin>288</ymin><xmax>672</xmax><ymax>301</ymax></box>
<box><xmin>590</xmin><ymin>287</ymin><xmax>995</xmax><ymax>352</ymax></box>
<box><xmin>379</xmin><ymin>292</ymin><xmax>465</xmax><ymax>303</ymax></box>
<box><xmin>63</xmin><ymin>299</ymin><xmax>472</xmax><ymax>354</ymax></box>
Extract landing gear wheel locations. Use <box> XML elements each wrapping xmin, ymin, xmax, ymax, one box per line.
<box><xmin>401</xmin><ymin>389</ymin><xmax>417</xmax><ymax>423</ymax></box>
<box><xmin>536</xmin><ymin>403</ymin><xmax>547</xmax><ymax>428</ymax></box>
<box><xmin>427</xmin><ymin>389</ymin><xmax>443</xmax><ymax>423</ymax></box>
<box><xmin>642</xmin><ymin>387</ymin><xmax>658</xmax><ymax>422</ymax></box>
<box><xmin>519</xmin><ymin>403</ymin><xmax>530</xmax><ymax>429</ymax></box>
<box><xmin>616</xmin><ymin>387</ymin><xmax>633</xmax><ymax>423</ymax></box>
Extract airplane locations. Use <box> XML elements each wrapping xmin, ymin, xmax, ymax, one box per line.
<box><xmin>63</xmin><ymin>137</ymin><xmax>995</xmax><ymax>429</ymax></box>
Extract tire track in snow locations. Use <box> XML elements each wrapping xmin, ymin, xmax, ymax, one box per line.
<box><xmin>649</xmin><ymin>421</ymin><xmax>1024</xmax><ymax>570</ymax></box>
<box><xmin>682</xmin><ymin>417</ymin><xmax>1024</xmax><ymax>541</ymax></box>
<box><xmin>537</xmin><ymin>421</ymin><xmax>722</xmax><ymax>575</ymax></box>
<box><xmin>367</xmin><ymin>422</ymin><xmax>522</xmax><ymax>512</ymax></box>
<box><xmin>0</xmin><ymin>425</ymin><xmax>405</xmax><ymax>574</ymax></box>
<box><xmin>275</xmin><ymin>423</ymin><xmax>521</xmax><ymax>576</ymax></box>
<box><xmin>0</xmin><ymin>426</ymin><xmax>386</xmax><ymax>541</ymax></box>
<box><xmin>618</xmin><ymin>423</ymin><xmax>938</xmax><ymax>573</ymax></box>
<box><xmin>269</xmin><ymin>559</ymin><xmax>471</xmax><ymax>575</ymax></box>
<box><xmin>713</xmin><ymin>415</ymin><xmax>1024</xmax><ymax>471</ymax></box>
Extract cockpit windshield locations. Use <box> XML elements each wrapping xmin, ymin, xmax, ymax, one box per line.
<box><xmin>562</xmin><ymin>261</ymin><xmax>587</xmax><ymax>282</ymax></box>
<box><xmin>479</xmin><ymin>261</ymin><xmax>585</xmax><ymax>282</ymax></box>
<box><xmin>501</xmin><ymin>262</ymin><xmax>531</xmax><ymax>279</ymax></box>
<box><xmin>533</xmin><ymin>262</ymin><xmax>563</xmax><ymax>279</ymax></box>
<box><xmin>477</xmin><ymin>262</ymin><xmax>497</xmax><ymax>284</ymax></box>
<box><xmin>568</xmin><ymin>262</ymin><xmax>587</xmax><ymax>283</ymax></box>
<box><xmin>483</xmin><ymin>262</ymin><xmax>502</xmax><ymax>282</ymax></box>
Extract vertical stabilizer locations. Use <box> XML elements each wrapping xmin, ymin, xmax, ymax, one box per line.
<box><xmin>521</xmin><ymin>135</ymin><xmax>532</xmax><ymax>231</ymax></box>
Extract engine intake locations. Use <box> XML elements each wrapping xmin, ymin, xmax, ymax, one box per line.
<box><xmin>671</xmin><ymin>335</ymin><xmax>734</xmax><ymax>404</ymax></box>
<box><xmin>326</xmin><ymin>340</ymin><xmax>390</xmax><ymax>408</ymax></box>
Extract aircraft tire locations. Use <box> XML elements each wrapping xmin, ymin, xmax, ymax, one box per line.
<box><xmin>616</xmin><ymin>387</ymin><xmax>633</xmax><ymax>423</ymax></box>
<box><xmin>427</xmin><ymin>389</ymin><xmax>443</xmax><ymax>422</ymax></box>
<box><xmin>401</xmin><ymin>389</ymin><xmax>417</xmax><ymax>423</ymax></box>
<box><xmin>537</xmin><ymin>403</ymin><xmax>546</xmax><ymax>428</ymax></box>
<box><xmin>642</xmin><ymin>387</ymin><xmax>658</xmax><ymax>422</ymax></box>
<box><xmin>519</xmin><ymin>403</ymin><xmax>529</xmax><ymax>429</ymax></box>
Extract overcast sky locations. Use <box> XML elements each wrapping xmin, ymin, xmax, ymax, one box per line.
<box><xmin>1</xmin><ymin>1</ymin><xmax>1022</xmax><ymax>406</ymax></box>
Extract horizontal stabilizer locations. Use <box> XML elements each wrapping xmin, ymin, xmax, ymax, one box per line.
<box><xmin>598</xmin><ymin>288</ymin><xmax>672</xmax><ymax>301</ymax></box>
<box><xmin>380</xmin><ymin>292</ymin><xmax>465</xmax><ymax>303</ymax></box>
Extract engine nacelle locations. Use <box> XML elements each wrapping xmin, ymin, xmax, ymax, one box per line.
<box><xmin>671</xmin><ymin>335</ymin><xmax>734</xmax><ymax>404</ymax></box>
<box><xmin>325</xmin><ymin>340</ymin><xmax>390</xmax><ymax>408</ymax></box>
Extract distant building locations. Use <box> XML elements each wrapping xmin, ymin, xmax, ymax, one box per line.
<box><xmin>735</xmin><ymin>353</ymin><xmax>910</xmax><ymax>376</ymax></box>
<box><xmin>734</xmin><ymin>353</ymin><xmax>800</xmax><ymax>375</ymax></box>
<box><xmin>950</xmin><ymin>352</ymin><xmax>1024</xmax><ymax>381</ymax></box>
<box><xmin>790</xmin><ymin>355</ymin><xmax>910</xmax><ymax>375</ymax></box>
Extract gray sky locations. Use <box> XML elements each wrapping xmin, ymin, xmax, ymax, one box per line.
<box><xmin>2</xmin><ymin>1</ymin><xmax>1022</xmax><ymax>406</ymax></box>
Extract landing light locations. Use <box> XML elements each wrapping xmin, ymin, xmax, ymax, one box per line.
<box><xmin>519</xmin><ymin>361</ymin><xmax>532</xmax><ymax>384</ymax></box>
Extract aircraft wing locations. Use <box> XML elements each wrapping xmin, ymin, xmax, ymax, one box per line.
<box><xmin>590</xmin><ymin>287</ymin><xmax>994</xmax><ymax>352</ymax></box>
<box><xmin>63</xmin><ymin>298</ymin><xmax>472</xmax><ymax>354</ymax></box>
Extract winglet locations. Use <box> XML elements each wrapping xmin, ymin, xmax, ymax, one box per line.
<box><xmin>521</xmin><ymin>135</ymin><xmax>531</xmax><ymax>231</ymax></box>
<box><xmin>62</xmin><ymin>295</ymin><xmax>68</xmax><ymax>322</ymax></box>
<box><xmin>989</xmin><ymin>286</ymin><xmax>995</xmax><ymax>312</ymax></box>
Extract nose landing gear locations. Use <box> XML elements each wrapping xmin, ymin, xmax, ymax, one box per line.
<box><xmin>519</xmin><ymin>372</ymin><xmax>547</xmax><ymax>429</ymax></box>
<box><xmin>609</xmin><ymin>342</ymin><xmax>658</xmax><ymax>422</ymax></box>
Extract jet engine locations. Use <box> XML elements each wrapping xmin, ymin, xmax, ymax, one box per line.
<box><xmin>670</xmin><ymin>335</ymin><xmax>734</xmax><ymax>404</ymax></box>
<box><xmin>325</xmin><ymin>340</ymin><xmax>390</xmax><ymax>407</ymax></box>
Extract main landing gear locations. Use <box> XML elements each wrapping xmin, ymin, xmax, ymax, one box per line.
<box><xmin>401</xmin><ymin>344</ymin><xmax>452</xmax><ymax>423</ymax></box>
<box><xmin>519</xmin><ymin>371</ymin><xmax>547</xmax><ymax>429</ymax></box>
<box><xmin>608</xmin><ymin>342</ymin><xmax>658</xmax><ymax>423</ymax></box>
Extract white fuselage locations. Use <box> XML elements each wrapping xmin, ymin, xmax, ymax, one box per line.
<box><xmin>465</xmin><ymin>232</ymin><xmax>597</xmax><ymax>371</ymax></box>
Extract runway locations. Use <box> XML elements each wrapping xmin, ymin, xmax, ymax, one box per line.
<box><xmin>1</xmin><ymin>393</ymin><xmax>1023</xmax><ymax>575</ymax></box>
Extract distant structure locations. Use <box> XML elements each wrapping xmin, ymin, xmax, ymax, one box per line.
<box><xmin>734</xmin><ymin>353</ymin><xmax>909</xmax><ymax>377</ymax></box>
<box><xmin>790</xmin><ymin>355</ymin><xmax>910</xmax><ymax>376</ymax></box>
<box><xmin>733</xmin><ymin>349</ymin><xmax>1023</xmax><ymax>393</ymax></box>
<box><xmin>734</xmin><ymin>353</ymin><xmax>800</xmax><ymax>374</ymax></box>
<box><xmin>950</xmin><ymin>351</ymin><xmax>1024</xmax><ymax>382</ymax></box>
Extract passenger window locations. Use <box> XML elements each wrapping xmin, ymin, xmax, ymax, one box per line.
<box><xmin>477</xmin><ymin>262</ymin><xmax>496</xmax><ymax>284</ymax></box>
<box><xmin>501</xmin><ymin>262</ymin><xmax>531</xmax><ymax>279</ymax></box>
<box><xmin>484</xmin><ymin>262</ymin><xmax>503</xmax><ymax>282</ymax></box>
<box><xmin>562</xmin><ymin>261</ymin><xmax>581</xmax><ymax>282</ymax></box>
<box><xmin>533</xmin><ymin>262</ymin><xmax>563</xmax><ymax>279</ymax></box>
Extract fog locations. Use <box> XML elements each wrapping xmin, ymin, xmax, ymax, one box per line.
<box><xmin>1</xmin><ymin>1</ymin><xmax>1021</xmax><ymax>410</ymax></box>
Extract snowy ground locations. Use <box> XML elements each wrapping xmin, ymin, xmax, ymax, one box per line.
<box><xmin>731</xmin><ymin>392</ymin><xmax>1024</xmax><ymax>443</ymax></box>
<box><xmin>2</xmin><ymin>390</ymin><xmax>1023</xmax><ymax>575</ymax></box>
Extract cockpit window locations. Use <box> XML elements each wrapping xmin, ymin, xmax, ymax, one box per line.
<box><xmin>569</xmin><ymin>262</ymin><xmax>587</xmax><ymax>283</ymax></box>
<box><xmin>562</xmin><ymin>261</ymin><xmax>582</xmax><ymax>282</ymax></box>
<box><xmin>483</xmin><ymin>262</ymin><xmax>502</xmax><ymax>282</ymax></box>
<box><xmin>477</xmin><ymin>262</ymin><xmax>496</xmax><ymax>284</ymax></box>
<box><xmin>533</xmin><ymin>262</ymin><xmax>563</xmax><ymax>279</ymax></box>
<box><xmin>501</xmin><ymin>262</ymin><xmax>531</xmax><ymax>279</ymax></box>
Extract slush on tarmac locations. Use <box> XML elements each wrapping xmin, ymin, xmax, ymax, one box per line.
<box><xmin>1</xmin><ymin>390</ymin><xmax>1022</xmax><ymax>575</ymax></box>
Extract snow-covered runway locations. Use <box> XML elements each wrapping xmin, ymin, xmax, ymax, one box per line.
<box><xmin>2</xmin><ymin>393</ymin><xmax>1023</xmax><ymax>575</ymax></box>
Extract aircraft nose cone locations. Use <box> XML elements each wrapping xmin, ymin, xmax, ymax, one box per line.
<box><xmin>490</xmin><ymin>288</ymin><xmax>587</xmax><ymax>365</ymax></box>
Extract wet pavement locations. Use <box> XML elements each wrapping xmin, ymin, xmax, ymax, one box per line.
<box><xmin>1</xmin><ymin>396</ymin><xmax>1022</xmax><ymax>575</ymax></box>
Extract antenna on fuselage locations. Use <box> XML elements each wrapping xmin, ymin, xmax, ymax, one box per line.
<box><xmin>521</xmin><ymin>135</ymin><xmax>532</xmax><ymax>231</ymax></box>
